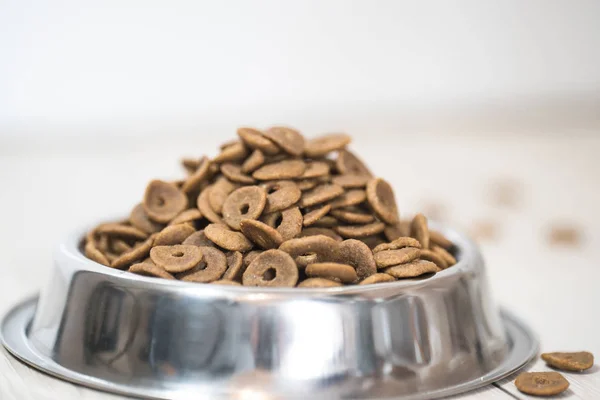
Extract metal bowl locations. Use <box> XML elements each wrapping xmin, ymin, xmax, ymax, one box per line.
<box><xmin>2</xmin><ymin>222</ymin><xmax>537</xmax><ymax>399</ymax></box>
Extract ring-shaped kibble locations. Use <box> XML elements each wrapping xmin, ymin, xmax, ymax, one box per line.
<box><xmin>237</xmin><ymin>127</ymin><xmax>280</xmax><ymax>155</ymax></box>
<box><xmin>279</xmin><ymin>235</ymin><xmax>339</xmax><ymax>267</ymax></box>
<box><xmin>310</xmin><ymin>215</ymin><xmax>338</xmax><ymax>228</ymax></box>
<box><xmin>111</xmin><ymin>237</ymin><xmax>155</xmax><ymax>269</ymax></box>
<box><xmin>300</xmin><ymin>161</ymin><xmax>330</xmax><ymax>179</ymax></box>
<box><xmin>241</xmin><ymin>149</ymin><xmax>265</xmax><ymax>174</ymax></box>
<box><xmin>431</xmin><ymin>245</ymin><xmax>457</xmax><ymax>266</ymax></box>
<box><xmin>304</xmin><ymin>133</ymin><xmax>351</xmax><ymax>158</ymax></box>
<box><xmin>96</xmin><ymin>223</ymin><xmax>149</xmax><ymax>241</ymax></box>
<box><xmin>169</xmin><ymin>208</ymin><xmax>203</xmax><ymax>226</ymax></box>
<box><xmin>261</xmin><ymin>207</ymin><xmax>303</xmax><ymax>241</ymax></box>
<box><xmin>222</xmin><ymin>251</ymin><xmax>244</xmax><ymax>281</ymax></box>
<box><xmin>213</xmin><ymin>141</ymin><xmax>248</xmax><ymax>164</ymax></box>
<box><xmin>298</xmin><ymin>227</ymin><xmax>342</xmax><ymax>242</ymax></box>
<box><xmin>336</xmin><ymin>239</ymin><xmax>377</xmax><ymax>280</ymax></box>
<box><xmin>410</xmin><ymin>213</ymin><xmax>430</xmax><ymax>249</ymax></box>
<box><xmin>374</xmin><ymin>247</ymin><xmax>421</xmax><ymax>268</ymax></box>
<box><xmin>263</xmin><ymin>126</ymin><xmax>305</xmax><ymax>156</ymax></box>
<box><xmin>130</xmin><ymin>203</ymin><xmax>165</xmax><ymax>234</ymax></box>
<box><xmin>302</xmin><ymin>204</ymin><xmax>332</xmax><ymax>227</ymax></box>
<box><xmin>335</xmin><ymin>150</ymin><xmax>372</xmax><ymax>177</ymax></box>
<box><xmin>328</xmin><ymin>189</ymin><xmax>367</xmax><ymax>209</ymax></box>
<box><xmin>330</xmin><ymin>208</ymin><xmax>374</xmax><ymax>224</ymax></box>
<box><xmin>197</xmin><ymin>187</ymin><xmax>223</xmax><ymax>224</ymax></box>
<box><xmin>153</xmin><ymin>224</ymin><xmax>196</xmax><ymax>246</ymax></box>
<box><xmin>240</xmin><ymin>219</ymin><xmax>284</xmax><ymax>249</ymax></box>
<box><xmin>305</xmin><ymin>262</ymin><xmax>358</xmax><ymax>283</ymax></box>
<box><xmin>129</xmin><ymin>262</ymin><xmax>175</xmax><ymax>280</ymax></box>
<box><xmin>262</xmin><ymin>180</ymin><xmax>302</xmax><ymax>213</ymax></box>
<box><xmin>220</xmin><ymin>163</ymin><xmax>256</xmax><ymax>184</ymax></box>
<box><xmin>222</xmin><ymin>186</ymin><xmax>267</xmax><ymax>230</ymax></box>
<box><xmin>150</xmin><ymin>244</ymin><xmax>203</xmax><ymax>273</ymax></box>
<box><xmin>366</xmin><ymin>178</ymin><xmax>399</xmax><ymax>224</ymax></box>
<box><xmin>359</xmin><ymin>273</ymin><xmax>396</xmax><ymax>285</ymax></box>
<box><xmin>383</xmin><ymin>260</ymin><xmax>440</xmax><ymax>279</ymax></box>
<box><xmin>331</xmin><ymin>174</ymin><xmax>370</xmax><ymax>189</ymax></box>
<box><xmin>178</xmin><ymin>246</ymin><xmax>228</xmax><ymax>283</ymax></box>
<box><xmin>143</xmin><ymin>180</ymin><xmax>188</xmax><ymax>223</ymax></box>
<box><xmin>300</xmin><ymin>184</ymin><xmax>344</xmax><ymax>208</ymax></box>
<box><xmin>242</xmin><ymin>249</ymin><xmax>299</xmax><ymax>287</ymax></box>
<box><xmin>182</xmin><ymin>230</ymin><xmax>215</xmax><ymax>247</ymax></box>
<box><xmin>204</xmin><ymin>223</ymin><xmax>254</xmax><ymax>252</ymax></box>
<box><xmin>297</xmin><ymin>278</ymin><xmax>343</xmax><ymax>288</ymax></box>
<box><xmin>373</xmin><ymin>236</ymin><xmax>422</xmax><ymax>253</ymax></box>
<box><xmin>181</xmin><ymin>156</ymin><xmax>212</xmax><ymax>193</ymax></box>
<box><xmin>419</xmin><ymin>249</ymin><xmax>448</xmax><ymax>269</ymax></box>
<box><xmin>335</xmin><ymin>222</ymin><xmax>385</xmax><ymax>239</ymax></box>
<box><xmin>208</xmin><ymin>176</ymin><xmax>238</xmax><ymax>214</ymax></box>
<box><xmin>252</xmin><ymin>160</ymin><xmax>307</xmax><ymax>181</ymax></box>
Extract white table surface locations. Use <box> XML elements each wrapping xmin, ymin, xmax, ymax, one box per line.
<box><xmin>1</xmin><ymin>130</ymin><xmax>599</xmax><ymax>399</ymax></box>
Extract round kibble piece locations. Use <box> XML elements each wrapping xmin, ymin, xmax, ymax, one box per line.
<box><xmin>241</xmin><ymin>149</ymin><xmax>265</xmax><ymax>173</ymax></box>
<box><xmin>298</xmin><ymin>278</ymin><xmax>343</xmax><ymax>288</ymax></box>
<box><xmin>514</xmin><ymin>372</ymin><xmax>569</xmax><ymax>396</ymax></box>
<box><xmin>143</xmin><ymin>180</ymin><xmax>188</xmax><ymax>223</ymax></box>
<box><xmin>130</xmin><ymin>203</ymin><xmax>164</xmax><ymax>234</ymax></box>
<box><xmin>297</xmin><ymin>179</ymin><xmax>318</xmax><ymax>191</ymax></box>
<box><xmin>306</xmin><ymin>262</ymin><xmax>358</xmax><ymax>283</ymax></box>
<box><xmin>304</xmin><ymin>133</ymin><xmax>351</xmax><ymax>158</ymax></box>
<box><xmin>222</xmin><ymin>186</ymin><xmax>267</xmax><ymax>230</ymax></box>
<box><xmin>220</xmin><ymin>163</ymin><xmax>256</xmax><ymax>184</ymax></box>
<box><xmin>208</xmin><ymin>177</ymin><xmax>238</xmax><ymax>214</ymax></box>
<box><xmin>299</xmin><ymin>227</ymin><xmax>343</xmax><ymax>241</ymax></box>
<box><xmin>332</xmin><ymin>174</ymin><xmax>370</xmax><ymax>189</ymax></box>
<box><xmin>384</xmin><ymin>221</ymin><xmax>411</xmax><ymax>242</ymax></box>
<box><xmin>182</xmin><ymin>230</ymin><xmax>215</xmax><ymax>247</ymax></box>
<box><xmin>374</xmin><ymin>247</ymin><xmax>421</xmax><ymax>268</ymax></box>
<box><xmin>204</xmin><ymin>223</ymin><xmax>254</xmax><ymax>252</ymax></box>
<box><xmin>222</xmin><ymin>251</ymin><xmax>244</xmax><ymax>281</ymax></box>
<box><xmin>359</xmin><ymin>273</ymin><xmax>396</xmax><ymax>285</ymax></box>
<box><xmin>366</xmin><ymin>178</ymin><xmax>399</xmax><ymax>224</ymax></box>
<box><xmin>169</xmin><ymin>209</ymin><xmax>202</xmax><ymax>225</ymax></box>
<box><xmin>111</xmin><ymin>239</ymin><xmax>132</xmax><ymax>255</ymax></box>
<box><xmin>337</xmin><ymin>239</ymin><xmax>377</xmax><ymax>279</ymax></box>
<box><xmin>181</xmin><ymin>157</ymin><xmax>200</xmax><ymax>174</ymax></box>
<box><xmin>85</xmin><ymin>242</ymin><xmax>110</xmax><ymax>266</ymax></box>
<box><xmin>150</xmin><ymin>244</ymin><xmax>203</xmax><ymax>273</ymax></box>
<box><xmin>419</xmin><ymin>249</ymin><xmax>448</xmax><ymax>269</ymax></box>
<box><xmin>335</xmin><ymin>222</ymin><xmax>386</xmax><ymax>238</ymax></box>
<box><xmin>311</xmin><ymin>215</ymin><xmax>338</xmax><ymax>228</ymax></box>
<box><xmin>541</xmin><ymin>351</ymin><xmax>594</xmax><ymax>372</ymax></box>
<box><xmin>240</xmin><ymin>219</ymin><xmax>284</xmax><ymax>249</ymax></box>
<box><xmin>237</xmin><ymin>127</ymin><xmax>280</xmax><ymax>155</ymax></box>
<box><xmin>153</xmin><ymin>224</ymin><xmax>196</xmax><ymax>246</ymax></box>
<box><xmin>253</xmin><ymin>160</ymin><xmax>306</xmax><ymax>180</ymax></box>
<box><xmin>411</xmin><ymin>213</ymin><xmax>430</xmax><ymax>249</ymax></box>
<box><xmin>262</xmin><ymin>207</ymin><xmax>303</xmax><ymax>241</ymax></box>
<box><xmin>330</xmin><ymin>208</ymin><xmax>374</xmax><ymax>224</ymax></box>
<box><xmin>279</xmin><ymin>235</ymin><xmax>339</xmax><ymax>268</ymax></box>
<box><xmin>213</xmin><ymin>141</ymin><xmax>248</xmax><ymax>164</ymax></box>
<box><xmin>373</xmin><ymin>236</ymin><xmax>422</xmax><ymax>253</ymax></box>
<box><xmin>129</xmin><ymin>262</ymin><xmax>175</xmax><ymax>280</ymax></box>
<box><xmin>262</xmin><ymin>180</ymin><xmax>302</xmax><ymax>213</ymax></box>
<box><xmin>303</xmin><ymin>204</ymin><xmax>332</xmax><ymax>227</ymax></box>
<box><xmin>336</xmin><ymin>150</ymin><xmax>372</xmax><ymax>177</ymax></box>
<box><xmin>300</xmin><ymin>161</ymin><xmax>330</xmax><ymax>179</ymax></box>
<box><xmin>384</xmin><ymin>260</ymin><xmax>440</xmax><ymax>278</ymax></box>
<box><xmin>178</xmin><ymin>246</ymin><xmax>227</xmax><ymax>283</ymax></box>
<box><xmin>300</xmin><ymin>184</ymin><xmax>344</xmax><ymax>207</ymax></box>
<box><xmin>197</xmin><ymin>188</ymin><xmax>223</xmax><ymax>224</ymax></box>
<box><xmin>329</xmin><ymin>189</ymin><xmax>367</xmax><ymax>209</ymax></box>
<box><xmin>96</xmin><ymin>223</ymin><xmax>149</xmax><ymax>240</ymax></box>
<box><xmin>181</xmin><ymin>157</ymin><xmax>212</xmax><ymax>193</ymax></box>
<box><xmin>111</xmin><ymin>237</ymin><xmax>155</xmax><ymax>269</ymax></box>
<box><xmin>243</xmin><ymin>250</ymin><xmax>262</xmax><ymax>268</ymax></box>
<box><xmin>243</xmin><ymin>249</ymin><xmax>299</xmax><ymax>287</ymax></box>
<box><xmin>263</xmin><ymin>126</ymin><xmax>305</xmax><ymax>156</ymax></box>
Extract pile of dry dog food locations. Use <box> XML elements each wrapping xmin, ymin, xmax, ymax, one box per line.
<box><xmin>84</xmin><ymin>127</ymin><xmax>456</xmax><ymax>287</ymax></box>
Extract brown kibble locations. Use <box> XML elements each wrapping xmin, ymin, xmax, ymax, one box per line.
<box><xmin>181</xmin><ymin>157</ymin><xmax>200</xmax><ymax>174</ymax></box>
<box><xmin>300</xmin><ymin>161</ymin><xmax>330</xmax><ymax>179</ymax></box>
<box><xmin>431</xmin><ymin>245</ymin><xmax>457</xmax><ymax>267</ymax></box>
<box><xmin>129</xmin><ymin>262</ymin><xmax>175</xmax><ymax>280</ymax></box>
<box><xmin>263</xmin><ymin>126</ymin><xmax>305</xmax><ymax>156</ymax></box>
<box><xmin>359</xmin><ymin>273</ymin><xmax>395</xmax><ymax>285</ymax></box>
<box><xmin>384</xmin><ymin>260</ymin><xmax>440</xmax><ymax>278</ymax></box>
<box><xmin>337</xmin><ymin>239</ymin><xmax>377</xmax><ymax>280</ymax></box>
<box><xmin>178</xmin><ymin>246</ymin><xmax>227</xmax><ymax>283</ymax></box>
<box><xmin>429</xmin><ymin>230</ymin><xmax>453</xmax><ymax>249</ymax></box>
<box><xmin>253</xmin><ymin>160</ymin><xmax>306</xmax><ymax>180</ymax></box>
<box><xmin>541</xmin><ymin>351</ymin><xmax>594</xmax><ymax>372</ymax></box>
<box><xmin>208</xmin><ymin>176</ymin><xmax>238</xmax><ymax>214</ymax></box>
<box><xmin>182</xmin><ymin>230</ymin><xmax>215</xmax><ymax>247</ymax></box>
<box><xmin>373</xmin><ymin>237</ymin><xmax>422</xmax><ymax>253</ymax></box>
<box><xmin>85</xmin><ymin>242</ymin><xmax>110</xmax><ymax>266</ymax></box>
<box><xmin>366</xmin><ymin>178</ymin><xmax>399</xmax><ymax>224</ymax></box>
<box><xmin>143</xmin><ymin>180</ymin><xmax>188</xmax><ymax>223</ymax></box>
<box><xmin>311</xmin><ymin>215</ymin><xmax>339</xmax><ymax>228</ymax></box>
<box><xmin>204</xmin><ymin>223</ymin><xmax>254</xmax><ymax>252</ymax></box>
<box><xmin>169</xmin><ymin>208</ymin><xmax>203</xmax><ymax>225</ymax></box>
<box><xmin>331</xmin><ymin>174</ymin><xmax>369</xmax><ymax>189</ymax></box>
<box><xmin>242</xmin><ymin>249</ymin><xmax>299</xmax><ymax>287</ymax></box>
<box><xmin>548</xmin><ymin>225</ymin><xmax>582</xmax><ymax>246</ymax></box>
<box><xmin>262</xmin><ymin>180</ymin><xmax>302</xmax><ymax>213</ymax></box>
<box><xmin>374</xmin><ymin>247</ymin><xmax>421</xmax><ymax>268</ymax></box>
<box><xmin>96</xmin><ymin>223</ymin><xmax>148</xmax><ymax>241</ymax></box>
<box><xmin>262</xmin><ymin>206</ymin><xmax>303</xmax><ymax>241</ymax></box>
<box><xmin>335</xmin><ymin>222</ymin><xmax>385</xmax><ymax>238</ymax></box>
<box><xmin>213</xmin><ymin>141</ymin><xmax>248</xmax><ymax>164</ymax></box>
<box><xmin>181</xmin><ymin>157</ymin><xmax>212</xmax><ymax>193</ymax></box>
<box><xmin>154</xmin><ymin>223</ymin><xmax>196</xmax><ymax>246</ymax></box>
<box><xmin>222</xmin><ymin>186</ymin><xmax>267</xmax><ymax>230</ymax></box>
<box><xmin>297</xmin><ymin>278</ymin><xmax>342</xmax><ymax>288</ymax></box>
<box><xmin>329</xmin><ymin>189</ymin><xmax>367</xmax><ymax>209</ymax></box>
<box><xmin>237</xmin><ymin>127</ymin><xmax>280</xmax><ymax>155</ymax></box>
<box><xmin>410</xmin><ymin>213</ymin><xmax>430</xmax><ymax>249</ymax></box>
<box><xmin>419</xmin><ymin>249</ymin><xmax>448</xmax><ymax>269</ymax></box>
<box><xmin>243</xmin><ymin>250</ymin><xmax>262</xmax><ymax>268</ymax></box>
<box><xmin>240</xmin><ymin>219</ymin><xmax>284</xmax><ymax>249</ymax></box>
<box><xmin>279</xmin><ymin>235</ymin><xmax>339</xmax><ymax>268</ymax></box>
<box><xmin>299</xmin><ymin>227</ymin><xmax>343</xmax><ymax>242</ymax></box>
<box><xmin>150</xmin><ymin>244</ymin><xmax>203</xmax><ymax>273</ymax></box>
<box><xmin>111</xmin><ymin>239</ymin><xmax>132</xmax><ymax>255</ymax></box>
<box><xmin>306</xmin><ymin>262</ymin><xmax>358</xmax><ymax>283</ymax></box>
<box><xmin>304</xmin><ymin>133</ymin><xmax>351</xmax><ymax>158</ymax></box>
<box><xmin>330</xmin><ymin>208</ymin><xmax>374</xmax><ymax>224</ymax></box>
<box><xmin>197</xmin><ymin>187</ymin><xmax>223</xmax><ymax>224</ymax></box>
<box><xmin>336</xmin><ymin>150</ymin><xmax>372</xmax><ymax>177</ymax></box>
<box><xmin>130</xmin><ymin>203</ymin><xmax>165</xmax><ymax>234</ymax></box>
<box><xmin>220</xmin><ymin>163</ymin><xmax>256</xmax><ymax>184</ymax></box>
<box><xmin>514</xmin><ymin>372</ymin><xmax>569</xmax><ymax>396</ymax></box>
<box><xmin>303</xmin><ymin>204</ymin><xmax>332</xmax><ymax>227</ymax></box>
<box><xmin>241</xmin><ymin>149</ymin><xmax>265</xmax><ymax>173</ymax></box>
<box><xmin>300</xmin><ymin>184</ymin><xmax>344</xmax><ymax>207</ymax></box>
<box><xmin>384</xmin><ymin>221</ymin><xmax>411</xmax><ymax>242</ymax></box>
<box><xmin>296</xmin><ymin>179</ymin><xmax>318</xmax><ymax>191</ymax></box>
<box><xmin>361</xmin><ymin>234</ymin><xmax>387</xmax><ymax>250</ymax></box>
<box><xmin>110</xmin><ymin>237</ymin><xmax>155</xmax><ymax>269</ymax></box>
<box><xmin>212</xmin><ymin>280</ymin><xmax>242</xmax><ymax>286</ymax></box>
<box><xmin>222</xmin><ymin>251</ymin><xmax>244</xmax><ymax>281</ymax></box>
